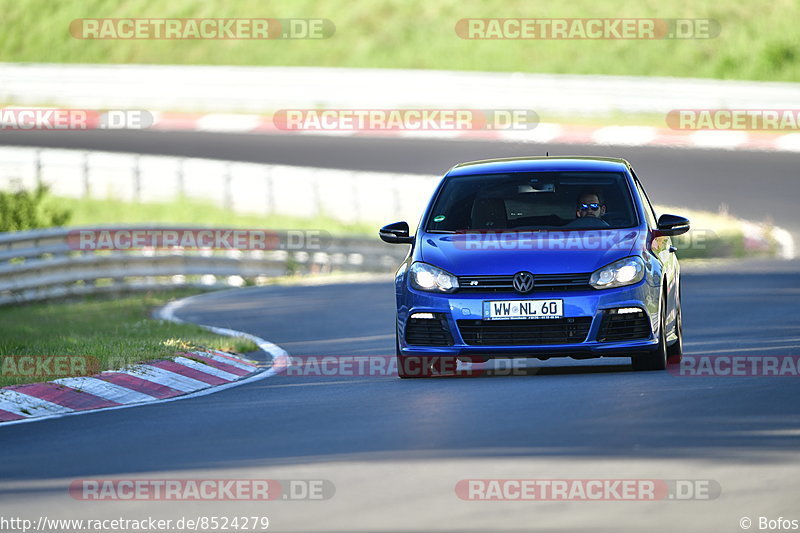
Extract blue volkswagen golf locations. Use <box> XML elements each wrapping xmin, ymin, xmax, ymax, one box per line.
<box><xmin>379</xmin><ymin>157</ymin><xmax>690</xmax><ymax>378</ymax></box>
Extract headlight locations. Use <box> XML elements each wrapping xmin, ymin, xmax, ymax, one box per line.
<box><xmin>590</xmin><ymin>256</ymin><xmax>645</xmax><ymax>289</ymax></box>
<box><xmin>409</xmin><ymin>262</ymin><xmax>459</xmax><ymax>293</ymax></box>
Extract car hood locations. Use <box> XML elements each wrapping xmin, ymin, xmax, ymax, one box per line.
<box><xmin>418</xmin><ymin>229</ymin><xmax>643</xmax><ymax>275</ymax></box>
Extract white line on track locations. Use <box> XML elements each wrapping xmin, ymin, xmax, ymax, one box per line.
<box><xmin>690</xmin><ymin>345</ymin><xmax>800</xmax><ymax>355</ymax></box>
<box><xmin>260</xmin><ymin>379</ymin><xmax>385</xmax><ymax>388</ymax></box>
<box><xmin>685</xmin><ymin>337</ymin><xmax>800</xmax><ymax>347</ymax></box>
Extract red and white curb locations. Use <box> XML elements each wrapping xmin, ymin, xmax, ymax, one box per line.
<box><xmin>150</xmin><ymin>112</ymin><xmax>800</xmax><ymax>153</ymax></box>
<box><xmin>0</xmin><ymin>295</ymin><xmax>291</xmax><ymax>426</ymax></box>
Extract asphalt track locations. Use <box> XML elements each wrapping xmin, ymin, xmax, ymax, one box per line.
<box><xmin>0</xmin><ymin>129</ymin><xmax>799</xmax><ymax>234</ymax></box>
<box><xmin>0</xmin><ymin>131</ymin><xmax>799</xmax><ymax>532</ymax></box>
<box><xmin>0</xmin><ymin>262</ymin><xmax>799</xmax><ymax>531</ymax></box>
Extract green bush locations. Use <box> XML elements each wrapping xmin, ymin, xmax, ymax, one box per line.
<box><xmin>0</xmin><ymin>184</ymin><xmax>72</xmax><ymax>232</ymax></box>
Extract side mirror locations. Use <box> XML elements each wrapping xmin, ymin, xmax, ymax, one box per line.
<box><xmin>379</xmin><ymin>221</ymin><xmax>415</xmax><ymax>244</ymax></box>
<box><xmin>655</xmin><ymin>214</ymin><xmax>690</xmax><ymax>236</ymax></box>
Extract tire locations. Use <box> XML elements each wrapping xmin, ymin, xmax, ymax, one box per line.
<box><xmin>666</xmin><ymin>289</ymin><xmax>683</xmax><ymax>365</ymax></box>
<box><xmin>632</xmin><ymin>289</ymin><xmax>668</xmax><ymax>371</ymax></box>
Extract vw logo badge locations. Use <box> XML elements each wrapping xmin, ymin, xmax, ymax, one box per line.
<box><xmin>512</xmin><ymin>271</ymin><xmax>535</xmax><ymax>294</ymax></box>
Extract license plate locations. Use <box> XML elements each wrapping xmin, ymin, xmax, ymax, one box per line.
<box><xmin>483</xmin><ymin>299</ymin><xmax>563</xmax><ymax>320</ymax></box>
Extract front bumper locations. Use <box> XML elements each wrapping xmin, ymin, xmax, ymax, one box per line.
<box><xmin>398</xmin><ymin>280</ymin><xmax>660</xmax><ymax>358</ymax></box>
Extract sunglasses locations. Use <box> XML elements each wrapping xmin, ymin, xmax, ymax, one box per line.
<box><xmin>578</xmin><ymin>203</ymin><xmax>601</xmax><ymax>210</ymax></box>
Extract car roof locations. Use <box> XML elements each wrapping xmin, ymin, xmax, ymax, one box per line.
<box><xmin>446</xmin><ymin>156</ymin><xmax>633</xmax><ymax>177</ymax></box>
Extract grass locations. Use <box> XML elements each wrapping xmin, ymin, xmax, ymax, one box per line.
<box><xmin>661</xmin><ymin>205</ymin><xmax>781</xmax><ymax>260</ymax></box>
<box><xmin>57</xmin><ymin>195</ymin><xmax>375</xmax><ymax>236</ymax></box>
<box><xmin>0</xmin><ymin>289</ymin><xmax>259</xmax><ymax>387</ymax></box>
<box><xmin>0</xmin><ymin>0</ymin><xmax>798</xmax><ymax>82</ymax></box>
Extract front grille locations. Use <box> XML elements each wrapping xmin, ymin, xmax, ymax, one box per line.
<box><xmin>405</xmin><ymin>314</ymin><xmax>453</xmax><ymax>346</ymax></box>
<box><xmin>457</xmin><ymin>273</ymin><xmax>592</xmax><ymax>293</ymax></box>
<box><xmin>457</xmin><ymin>317</ymin><xmax>592</xmax><ymax>346</ymax></box>
<box><xmin>598</xmin><ymin>310</ymin><xmax>651</xmax><ymax>342</ymax></box>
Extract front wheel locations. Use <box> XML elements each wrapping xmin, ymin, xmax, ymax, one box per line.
<box><xmin>632</xmin><ymin>291</ymin><xmax>668</xmax><ymax>371</ymax></box>
<box><xmin>666</xmin><ymin>292</ymin><xmax>683</xmax><ymax>365</ymax></box>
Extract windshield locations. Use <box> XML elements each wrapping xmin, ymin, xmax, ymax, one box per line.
<box><xmin>425</xmin><ymin>171</ymin><xmax>639</xmax><ymax>232</ymax></box>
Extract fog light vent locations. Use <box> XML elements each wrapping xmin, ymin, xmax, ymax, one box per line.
<box><xmin>598</xmin><ymin>308</ymin><xmax>650</xmax><ymax>342</ymax></box>
<box><xmin>405</xmin><ymin>313</ymin><xmax>453</xmax><ymax>346</ymax></box>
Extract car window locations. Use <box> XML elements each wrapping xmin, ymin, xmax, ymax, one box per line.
<box><xmin>633</xmin><ymin>178</ymin><xmax>658</xmax><ymax>228</ymax></box>
<box><xmin>425</xmin><ymin>171</ymin><xmax>637</xmax><ymax>231</ymax></box>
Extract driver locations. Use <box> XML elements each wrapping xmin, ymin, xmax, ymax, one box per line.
<box><xmin>576</xmin><ymin>192</ymin><xmax>606</xmax><ymax>219</ymax></box>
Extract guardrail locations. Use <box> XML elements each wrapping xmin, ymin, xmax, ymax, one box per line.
<box><xmin>2</xmin><ymin>64</ymin><xmax>799</xmax><ymax>115</ymax></box>
<box><xmin>0</xmin><ymin>146</ymin><xmax>440</xmax><ymax>225</ymax></box>
<box><xmin>0</xmin><ymin>226</ymin><xmax>407</xmax><ymax>306</ymax></box>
